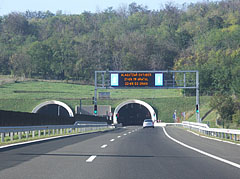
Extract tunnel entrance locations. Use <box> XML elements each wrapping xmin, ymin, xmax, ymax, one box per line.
<box><xmin>32</xmin><ymin>100</ymin><xmax>74</xmax><ymax>117</ymax></box>
<box><xmin>113</xmin><ymin>99</ymin><xmax>156</xmax><ymax>125</ymax></box>
<box><xmin>118</xmin><ymin>103</ymin><xmax>150</xmax><ymax>126</ymax></box>
<box><xmin>36</xmin><ymin>104</ymin><xmax>69</xmax><ymax>117</ymax></box>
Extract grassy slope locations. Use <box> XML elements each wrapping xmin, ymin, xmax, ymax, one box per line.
<box><xmin>187</xmin><ymin>101</ymin><xmax>219</xmax><ymax>128</ymax></box>
<box><xmin>0</xmin><ymin>81</ymin><xmax>211</xmax><ymax>123</ymax></box>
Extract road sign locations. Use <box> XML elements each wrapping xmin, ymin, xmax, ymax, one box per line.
<box><xmin>110</xmin><ymin>72</ymin><xmax>164</xmax><ymax>88</ymax></box>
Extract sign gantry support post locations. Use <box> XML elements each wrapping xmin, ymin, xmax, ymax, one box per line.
<box><xmin>196</xmin><ymin>71</ymin><xmax>200</xmax><ymax>122</ymax></box>
<box><xmin>94</xmin><ymin>71</ymin><xmax>97</xmax><ymax>115</ymax></box>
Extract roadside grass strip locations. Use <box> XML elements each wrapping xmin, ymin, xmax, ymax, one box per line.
<box><xmin>163</xmin><ymin>127</ymin><xmax>240</xmax><ymax>169</ymax></box>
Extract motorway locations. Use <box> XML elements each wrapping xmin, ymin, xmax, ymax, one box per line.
<box><xmin>1</xmin><ymin>126</ymin><xmax>240</xmax><ymax>179</ymax></box>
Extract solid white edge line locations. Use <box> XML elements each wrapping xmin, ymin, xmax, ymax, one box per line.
<box><xmin>163</xmin><ymin>127</ymin><xmax>240</xmax><ymax>169</ymax></box>
<box><xmin>86</xmin><ymin>155</ymin><xmax>97</xmax><ymax>162</ymax></box>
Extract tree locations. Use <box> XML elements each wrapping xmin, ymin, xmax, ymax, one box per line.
<box><xmin>9</xmin><ymin>49</ymin><xmax>32</xmax><ymax>77</ymax></box>
<box><xmin>27</xmin><ymin>41</ymin><xmax>53</xmax><ymax>78</ymax></box>
<box><xmin>210</xmin><ymin>94</ymin><xmax>235</xmax><ymax>128</ymax></box>
<box><xmin>3</xmin><ymin>12</ymin><xmax>30</xmax><ymax>35</ymax></box>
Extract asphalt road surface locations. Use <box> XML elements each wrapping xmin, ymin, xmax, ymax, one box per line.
<box><xmin>1</xmin><ymin>126</ymin><xmax>240</xmax><ymax>179</ymax></box>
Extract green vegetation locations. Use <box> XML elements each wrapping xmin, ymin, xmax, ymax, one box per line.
<box><xmin>0</xmin><ymin>1</ymin><xmax>239</xmax><ymax>126</ymax></box>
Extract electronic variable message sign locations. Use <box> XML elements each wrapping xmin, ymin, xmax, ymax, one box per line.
<box><xmin>110</xmin><ymin>72</ymin><xmax>163</xmax><ymax>88</ymax></box>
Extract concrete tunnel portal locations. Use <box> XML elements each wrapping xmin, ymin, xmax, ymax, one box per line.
<box><xmin>32</xmin><ymin>100</ymin><xmax>74</xmax><ymax>117</ymax></box>
<box><xmin>113</xmin><ymin>99</ymin><xmax>157</xmax><ymax>125</ymax></box>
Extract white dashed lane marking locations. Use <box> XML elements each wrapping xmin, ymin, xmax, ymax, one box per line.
<box><xmin>86</xmin><ymin>155</ymin><xmax>97</xmax><ymax>162</ymax></box>
<box><xmin>101</xmin><ymin>144</ymin><xmax>108</xmax><ymax>148</ymax></box>
<box><xmin>86</xmin><ymin>128</ymin><xmax>138</xmax><ymax>163</ymax></box>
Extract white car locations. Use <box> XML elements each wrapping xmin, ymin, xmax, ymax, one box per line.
<box><xmin>143</xmin><ymin>119</ymin><xmax>154</xmax><ymax>128</ymax></box>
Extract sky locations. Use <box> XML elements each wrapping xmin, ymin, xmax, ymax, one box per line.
<box><xmin>0</xmin><ymin>0</ymin><xmax>214</xmax><ymax>16</ymax></box>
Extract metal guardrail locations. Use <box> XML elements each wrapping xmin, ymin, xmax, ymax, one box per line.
<box><xmin>169</xmin><ymin>122</ymin><xmax>240</xmax><ymax>142</ymax></box>
<box><xmin>0</xmin><ymin>121</ymin><xmax>114</xmax><ymax>143</ymax></box>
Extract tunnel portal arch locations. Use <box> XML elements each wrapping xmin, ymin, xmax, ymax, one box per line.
<box><xmin>113</xmin><ymin>99</ymin><xmax>156</xmax><ymax>124</ymax></box>
<box><xmin>32</xmin><ymin>100</ymin><xmax>74</xmax><ymax>117</ymax></box>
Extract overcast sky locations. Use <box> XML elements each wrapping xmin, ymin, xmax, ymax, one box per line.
<box><xmin>0</xmin><ymin>0</ymin><xmax>217</xmax><ymax>16</ymax></box>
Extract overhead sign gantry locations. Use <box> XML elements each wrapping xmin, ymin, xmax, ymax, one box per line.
<box><xmin>94</xmin><ymin>70</ymin><xmax>200</xmax><ymax>122</ymax></box>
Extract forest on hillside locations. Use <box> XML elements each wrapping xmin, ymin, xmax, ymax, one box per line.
<box><xmin>0</xmin><ymin>1</ymin><xmax>239</xmax><ymax>126</ymax></box>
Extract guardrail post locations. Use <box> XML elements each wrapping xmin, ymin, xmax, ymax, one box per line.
<box><xmin>32</xmin><ymin>131</ymin><xmax>35</xmax><ymax>138</ymax></box>
<box><xmin>38</xmin><ymin>130</ymin><xmax>41</xmax><ymax>138</ymax></box>
<box><xmin>60</xmin><ymin>129</ymin><xmax>63</xmax><ymax>135</ymax></box>
<box><xmin>26</xmin><ymin>131</ymin><xmax>29</xmax><ymax>139</ymax></box>
<box><xmin>53</xmin><ymin>129</ymin><xmax>55</xmax><ymax>135</ymax></box>
<box><xmin>1</xmin><ymin>133</ymin><xmax>4</xmax><ymax>143</ymax></box>
<box><xmin>18</xmin><ymin>132</ymin><xmax>22</xmax><ymax>140</ymax></box>
<box><xmin>234</xmin><ymin>134</ymin><xmax>237</xmax><ymax>141</ymax></box>
<box><xmin>10</xmin><ymin>132</ymin><xmax>13</xmax><ymax>141</ymax></box>
<box><xmin>44</xmin><ymin>130</ymin><xmax>46</xmax><ymax>136</ymax></box>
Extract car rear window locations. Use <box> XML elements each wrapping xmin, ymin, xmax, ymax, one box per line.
<box><xmin>144</xmin><ymin>119</ymin><xmax>152</xmax><ymax>122</ymax></box>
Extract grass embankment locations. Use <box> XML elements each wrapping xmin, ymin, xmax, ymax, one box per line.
<box><xmin>0</xmin><ymin>80</ymin><xmax>211</xmax><ymax>123</ymax></box>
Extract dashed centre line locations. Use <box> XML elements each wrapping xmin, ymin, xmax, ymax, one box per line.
<box><xmin>101</xmin><ymin>144</ymin><xmax>108</xmax><ymax>148</ymax></box>
<box><xmin>86</xmin><ymin>128</ymin><xmax>138</xmax><ymax>163</ymax></box>
<box><xmin>86</xmin><ymin>155</ymin><xmax>97</xmax><ymax>162</ymax></box>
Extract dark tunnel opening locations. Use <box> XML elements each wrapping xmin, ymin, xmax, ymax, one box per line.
<box><xmin>118</xmin><ymin>103</ymin><xmax>151</xmax><ymax>126</ymax></box>
<box><xmin>37</xmin><ymin>104</ymin><xmax>70</xmax><ymax>117</ymax></box>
